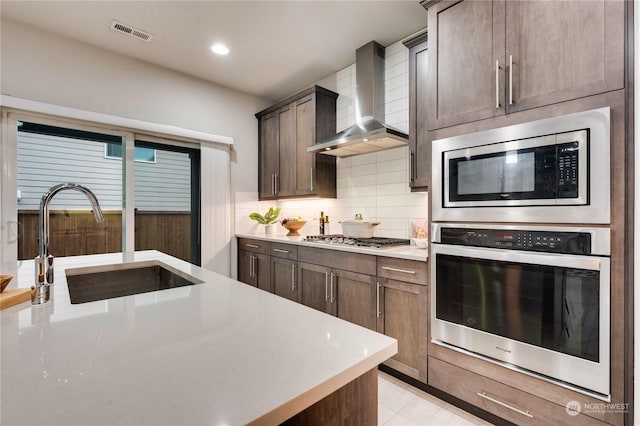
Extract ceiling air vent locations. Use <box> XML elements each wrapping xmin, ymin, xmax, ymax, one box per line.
<box><xmin>110</xmin><ymin>20</ymin><xmax>153</xmax><ymax>42</ymax></box>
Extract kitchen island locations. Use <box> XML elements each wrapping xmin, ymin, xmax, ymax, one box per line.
<box><xmin>0</xmin><ymin>251</ymin><xmax>396</xmax><ymax>425</ymax></box>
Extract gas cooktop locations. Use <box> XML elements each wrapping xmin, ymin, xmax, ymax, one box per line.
<box><xmin>302</xmin><ymin>234</ymin><xmax>410</xmax><ymax>248</ymax></box>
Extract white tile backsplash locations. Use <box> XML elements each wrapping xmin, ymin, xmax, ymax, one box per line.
<box><xmin>235</xmin><ymin>36</ymin><xmax>428</xmax><ymax>239</ymax></box>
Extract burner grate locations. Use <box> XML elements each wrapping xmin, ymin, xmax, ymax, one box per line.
<box><xmin>302</xmin><ymin>235</ymin><xmax>410</xmax><ymax>248</ymax></box>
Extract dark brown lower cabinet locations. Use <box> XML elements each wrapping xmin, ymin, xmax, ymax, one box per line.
<box><xmin>237</xmin><ymin>238</ymin><xmax>271</xmax><ymax>291</ymax></box>
<box><xmin>331</xmin><ymin>268</ymin><xmax>377</xmax><ymax>331</ymax></box>
<box><xmin>298</xmin><ymin>262</ymin><xmax>331</xmax><ymax>314</ymax></box>
<box><xmin>238</xmin><ymin>250</ymin><xmax>271</xmax><ymax>291</ymax></box>
<box><xmin>241</xmin><ymin>241</ymin><xmax>430</xmax><ymax>389</ymax></box>
<box><xmin>297</xmin><ymin>262</ymin><xmax>376</xmax><ymax>331</ymax></box>
<box><xmin>377</xmin><ymin>278</ymin><xmax>428</xmax><ymax>383</ymax></box>
<box><xmin>429</xmin><ymin>357</ymin><xmax>607</xmax><ymax>425</ymax></box>
<box><xmin>376</xmin><ymin>257</ymin><xmax>429</xmax><ymax>383</ymax></box>
<box><xmin>272</xmin><ymin>256</ymin><xmax>298</xmax><ymax>302</ymax></box>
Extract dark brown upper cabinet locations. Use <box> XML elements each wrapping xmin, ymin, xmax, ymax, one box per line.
<box><xmin>424</xmin><ymin>0</ymin><xmax>624</xmax><ymax>131</ymax></box>
<box><xmin>404</xmin><ymin>30</ymin><xmax>429</xmax><ymax>191</ymax></box>
<box><xmin>256</xmin><ymin>86</ymin><xmax>338</xmax><ymax>200</ymax></box>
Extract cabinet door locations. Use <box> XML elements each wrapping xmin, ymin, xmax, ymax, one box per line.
<box><xmin>378</xmin><ymin>279</ymin><xmax>429</xmax><ymax>382</ymax></box>
<box><xmin>427</xmin><ymin>0</ymin><xmax>506</xmax><ymax>130</ymax></box>
<box><xmin>409</xmin><ymin>40</ymin><xmax>430</xmax><ymax>189</ymax></box>
<box><xmin>295</xmin><ymin>95</ymin><xmax>315</xmax><ymax>196</ymax></box>
<box><xmin>505</xmin><ymin>0</ymin><xmax>624</xmax><ymax>114</ymax></box>
<box><xmin>272</xmin><ymin>257</ymin><xmax>298</xmax><ymax>302</ymax></box>
<box><xmin>254</xmin><ymin>253</ymin><xmax>271</xmax><ymax>292</ymax></box>
<box><xmin>277</xmin><ymin>104</ymin><xmax>296</xmax><ymax>197</ymax></box>
<box><xmin>238</xmin><ymin>250</ymin><xmax>255</xmax><ymax>286</ymax></box>
<box><xmin>298</xmin><ymin>262</ymin><xmax>331</xmax><ymax>314</ymax></box>
<box><xmin>331</xmin><ymin>269</ymin><xmax>376</xmax><ymax>331</ymax></box>
<box><xmin>259</xmin><ymin>112</ymin><xmax>279</xmax><ymax>199</ymax></box>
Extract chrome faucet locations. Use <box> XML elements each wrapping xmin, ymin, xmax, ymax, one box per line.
<box><xmin>33</xmin><ymin>183</ymin><xmax>104</xmax><ymax>305</ymax></box>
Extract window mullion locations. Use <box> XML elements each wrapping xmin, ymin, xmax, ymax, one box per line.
<box><xmin>123</xmin><ymin>132</ymin><xmax>136</xmax><ymax>253</ymax></box>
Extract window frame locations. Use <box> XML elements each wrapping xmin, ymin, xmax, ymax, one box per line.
<box><xmin>104</xmin><ymin>142</ymin><xmax>157</xmax><ymax>163</ymax></box>
<box><xmin>1</xmin><ymin>106</ymin><xmax>228</xmax><ymax>280</ymax></box>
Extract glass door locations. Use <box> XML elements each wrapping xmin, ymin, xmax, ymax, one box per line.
<box><xmin>133</xmin><ymin>140</ymin><xmax>201</xmax><ymax>265</ymax></box>
<box><xmin>16</xmin><ymin>121</ymin><xmax>123</xmax><ymax>260</ymax></box>
<box><xmin>435</xmin><ymin>251</ymin><xmax>601</xmax><ymax>362</ymax></box>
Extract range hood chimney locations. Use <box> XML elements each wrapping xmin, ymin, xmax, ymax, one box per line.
<box><xmin>308</xmin><ymin>41</ymin><xmax>409</xmax><ymax>157</ymax></box>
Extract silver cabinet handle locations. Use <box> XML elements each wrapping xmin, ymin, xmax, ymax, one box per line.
<box><xmin>376</xmin><ymin>282</ymin><xmax>381</xmax><ymax>318</ymax></box>
<box><xmin>329</xmin><ymin>272</ymin><xmax>335</xmax><ymax>303</ymax></box>
<box><xmin>325</xmin><ymin>271</ymin><xmax>330</xmax><ymax>302</ymax></box>
<box><xmin>291</xmin><ymin>264</ymin><xmax>296</xmax><ymax>291</ymax></box>
<box><xmin>246</xmin><ymin>243</ymin><xmax>259</xmax><ymax>249</ymax></box>
<box><xmin>381</xmin><ymin>266</ymin><xmax>416</xmax><ymax>275</ymax></box>
<box><xmin>310</xmin><ymin>167</ymin><xmax>314</xmax><ymax>192</ymax></box>
<box><xmin>273</xmin><ymin>248</ymin><xmax>290</xmax><ymax>254</ymax></box>
<box><xmin>249</xmin><ymin>255</ymin><xmax>254</xmax><ymax>278</ymax></box>
<box><xmin>409</xmin><ymin>151</ymin><xmax>415</xmax><ymax>182</ymax></box>
<box><xmin>253</xmin><ymin>255</ymin><xmax>258</xmax><ymax>279</ymax></box>
<box><xmin>495</xmin><ymin>59</ymin><xmax>500</xmax><ymax>109</ymax></box>
<box><xmin>509</xmin><ymin>54</ymin><xmax>513</xmax><ymax>106</ymax></box>
<box><xmin>275</xmin><ymin>173</ymin><xmax>279</xmax><ymax>194</ymax></box>
<box><xmin>477</xmin><ymin>392</ymin><xmax>533</xmax><ymax>419</ymax></box>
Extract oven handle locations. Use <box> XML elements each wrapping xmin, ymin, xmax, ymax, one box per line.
<box><xmin>431</xmin><ymin>243</ymin><xmax>608</xmax><ymax>271</ymax></box>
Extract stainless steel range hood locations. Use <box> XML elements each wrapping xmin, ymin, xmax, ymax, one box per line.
<box><xmin>308</xmin><ymin>41</ymin><xmax>409</xmax><ymax>157</ymax></box>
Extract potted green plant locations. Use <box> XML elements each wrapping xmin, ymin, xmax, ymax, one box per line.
<box><xmin>249</xmin><ymin>207</ymin><xmax>281</xmax><ymax>234</ymax></box>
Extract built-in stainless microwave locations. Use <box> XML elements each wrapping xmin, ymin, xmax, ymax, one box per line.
<box><xmin>432</xmin><ymin>108</ymin><xmax>610</xmax><ymax>224</ymax></box>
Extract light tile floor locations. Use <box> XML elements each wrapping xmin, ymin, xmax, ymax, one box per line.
<box><xmin>378</xmin><ymin>371</ymin><xmax>495</xmax><ymax>426</ymax></box>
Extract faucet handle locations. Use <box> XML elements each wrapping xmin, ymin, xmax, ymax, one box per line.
<box><xmin>35</xmin><ymin>256</ymin><xmax>45</xmax><ymax>285</ymax></box>
<box><xmin>45</xmin><ymin>255</ymin><xmax>54</xmax><ymax>284</ymax></box>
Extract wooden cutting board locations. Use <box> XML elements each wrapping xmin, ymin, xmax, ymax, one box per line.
<box><xmin>0</xmin><ymin>288</ymin><xmax>32</xmax><ymax>309</ymax></box>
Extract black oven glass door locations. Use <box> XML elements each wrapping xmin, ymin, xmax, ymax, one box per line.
<box><xmin>435</xmin><ymin>250</ymin><xmax>601</xmax><ymax>362</ymax></box>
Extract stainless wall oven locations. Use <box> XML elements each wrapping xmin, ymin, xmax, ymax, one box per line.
<box><xmin>431</xmin><ymin>107</ymin><xmax>610</xmax><ymax>224</ymax></box>
<box><xmin>431</xmin><ymin>223</ymin><xmax>611</xmax><ymax>400</ymax></box>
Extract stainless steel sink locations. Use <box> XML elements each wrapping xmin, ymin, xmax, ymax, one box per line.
<box><xmin>65</xmin><ymin>260</ymin><xmax>204</xmax><ymax>304</ymax></box>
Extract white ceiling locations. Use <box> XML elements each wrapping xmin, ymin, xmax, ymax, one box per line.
<box><xmin>1</xmin><ymin>1</ymin><xmax>427</xmax><ymax>101</ymax></box>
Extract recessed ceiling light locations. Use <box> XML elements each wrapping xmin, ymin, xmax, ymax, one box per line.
<box><xmin>210</xmin><ymin>43</ymin><xmax>229</xmax><ymax>55</ymax></box>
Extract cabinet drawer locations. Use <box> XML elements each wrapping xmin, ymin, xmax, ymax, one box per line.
<box><xmin>428</xmin><ymin>357</ymin><xmax>605</xmax><ymax>426</ymax></box>
<box><xmin>238</xmin><ymin>238</ymin><xmax>271</xmax><ymax>255</ymax></box>
<box><xmin>271</xmin><ymin>243</ymin><xmax>297</xmax><ymax>260</ymax></box>
<box><xmin>298</xmin><ymin>246</ymin><xmax>376</xmax><ymax>276</ymax></box>
<box><xmin>377</xmin><ymin>257</ymin><xmax>427</xmax><ymax>285</ymax></box>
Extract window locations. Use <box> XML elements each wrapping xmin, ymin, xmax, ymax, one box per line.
<box><xmin>15</xmin><ymin>124</ymin><xmax>201</xmax><ymax>265</ymax></box>
<box><xmin>17</xmin><ymin>122</ymin><xmax>124</xmax><ymax>260</ymax></box>
<box><xmin>105</xmin><ymin>143</ymin><xmax>156</xmax><ymax>163</ymax></box>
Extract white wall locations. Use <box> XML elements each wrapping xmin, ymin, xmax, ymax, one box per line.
<box><xmin>235</xmin><ymin>37</ymin><xmax>428</xmax><ymax>240</ymax></box>
<box><xmin>0</xmin><ymin>18</ymin><xmax>269</xmax><ymax>195</ymax></box>
<box><xmin>1</xmin><ymin>18</ymin><xmax>270</xmax><ymax>275</ymax></box>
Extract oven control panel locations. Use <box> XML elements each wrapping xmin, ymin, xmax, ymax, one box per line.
<box><xmin>440</xmin><ymin>228</ymin><xmax>592</xmax><ymax>255</ymax></box>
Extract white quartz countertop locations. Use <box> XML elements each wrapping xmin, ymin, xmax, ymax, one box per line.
<box><xmin>236</xmin><ymin>233</ymin><xmax>428</xmax><ymax>261</ymax></box>
<box><xmin>1</xmin><ymin>251</ymin><xmax>397</xmax><ymax>426</ymax></box>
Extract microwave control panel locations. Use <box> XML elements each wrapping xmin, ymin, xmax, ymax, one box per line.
<box><xmin>557</xmin><ymin>141</ymin><xmax>580</xmax><ymax>198</ymax></box>
<box><xmin>440</xmin><ymin>228</ymin><xmax>592</xmax><ymax>255</ymax></box>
